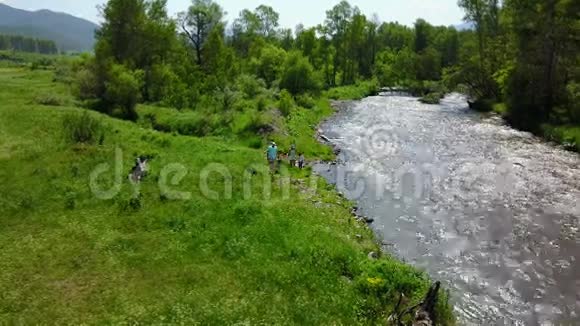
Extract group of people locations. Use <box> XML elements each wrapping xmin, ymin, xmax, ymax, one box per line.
<box><xmin>266</xmin><ymin>142</ymin><xmax>305</xmax><ymax>172</ymax></box>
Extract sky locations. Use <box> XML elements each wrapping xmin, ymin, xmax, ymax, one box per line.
<box><xmin>1</xmin><ymin>0</ymin><xmax>466</xmax><ymax>28</ymax></box>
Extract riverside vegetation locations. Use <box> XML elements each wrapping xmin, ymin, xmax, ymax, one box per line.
<box><xmin>0</xmin><ymin>59</ymin><xmax>455</xmax><ymax>325</ymax></box>
<box><xmin>2</xmin><ymin>0</ymin><xmax>576</xmax><ymax>323</ymax></box>
<box><xmin>0</xmin><ymin>0</ymin><xmax>456</xmax><ymax>323</ymax></box>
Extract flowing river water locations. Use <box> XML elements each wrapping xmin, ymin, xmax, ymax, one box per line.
<box><xmin>313</xmin><ymin>93</ymin><xmax>580</xmax><ymax>325</ymax></box>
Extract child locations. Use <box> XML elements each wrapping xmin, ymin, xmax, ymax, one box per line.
<box><xmin>289</xmin><ymin>144</ymin><xmax>297</xmax><ymax>168</ymax></box>
<box><xmin>298</xmin><ymin>153</ymin><xmax>305</xmax><ymax>169</ymax></box>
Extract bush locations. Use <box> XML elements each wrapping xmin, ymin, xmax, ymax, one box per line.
<box><xmin>251</xmin><ymin>44</ymin><xmax>287</xmax><ymax>87</ymax></box>
<box><xmin>53</xmin><ymin>59</ymin><xmax>76</xmax><ymax>84</ymax></box>
<box><xmin>419</xmin><ymin>92</ymin><xmax>443</xmax><ymax>104</ymax></box>
<box><xmin>247</xmin><ymin>136</ymin><xmax>264</xmax><ymax>149</ymax></box>
<box><xmin>213</xmin><ymin>87</ymin><xmax>240</xmax><ymax>112</ymax></box>
<box><xmin>468</xmin><ymin>98</ymin><xmax>495</xmax><ymax>112</ymax></box>
<box><xmin>326</xmin><ymin>80</ymin><xmax>379</xmax><ymax>100</ymax></box>
<box><xmin>104</xmin><ymin>65</ymin><xmax>144</xmax><ymax>121</ymax></box>
<box><xmin>280</xmin><ymin>51</ymin><xmax>322</xmax><ymax>95</ymax></box>
<box><xmin>74</xmin><ymin>68</ymin><xmax>100</xmax><ymax>101</ymax></box>
<box><xmin>35</xmin><ymin>93</ymin><xmax>67</xmax><ymax>106</ymax></box>
<box><xmin>235</xmin><ymin>74</ymin><xmax>267</xmax><ymax>99</ymax></box>
<box><xmin>256</xmin><ymin>95</ymin><xmax>268</xmax><ymax>111</ymax></box>
<box><xmin>62</xmin><ymin>111</ymin><xmax>105</xmax><ymax>144</ymax></box>
<box><xmin>146</xmin><ymin>63</ymin><xmax>179</xmax><ymax>103</ymax></box>
<box><xmin>295</xmin><ymin>94</ymin><xmax>316</xmax><ymax>109</ymax></box>
<box><xmin>278</xmin><ymin>90</ymin><xmax>295</xmax><ymax>117</ymax></box>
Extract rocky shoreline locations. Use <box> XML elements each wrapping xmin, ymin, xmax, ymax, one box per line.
<box><xmin>313</xmin><ymin>100</ymin><xmax>378</xmax><ymax>235</ymax></box>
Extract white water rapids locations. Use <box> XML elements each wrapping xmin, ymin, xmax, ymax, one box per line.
<box><xmin>314</xmin><ymin>93</ymin><xmax>580</xmax><ymax>325</ymax></box>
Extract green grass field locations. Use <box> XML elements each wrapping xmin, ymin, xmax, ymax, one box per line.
<box><xmin>0</xmin><ymin>67</ymin><xmax>454</xmax><ymax>324</ymax></box>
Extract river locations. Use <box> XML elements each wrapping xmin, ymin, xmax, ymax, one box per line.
<box><xmin>313</xmin><ymin>93</ymin><xmax>580</xmax><ymax>325</ymax></box>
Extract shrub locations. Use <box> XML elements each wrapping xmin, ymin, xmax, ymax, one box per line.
<box><xmin>62</xmin><ymin>111</ymin><xmax>105</xmax><ymax>144</ymax></box>
<box><xmin>104</xmin><ymin>64</ymin><xmax>144</xmax><ymax>121</ymax></box>
<box><xmin>247</xmin><ymin>136</ymin><xmax>263</xmax><ymax>149</ymax></box>
<box><xmin>256</xmin><ymin>95</ymin><xmax>268</xmax><ymax>111</ymax></box>
<box><xmin>278</xmin><ymin>90</ymin><xmax>295</xmax><ymax>117</ymax></box>
<box><xmin>146</xmin><ymin>63</ymin><xmax>179</xmax><ymax>103</ymax></box>
<box><xmin>295</xmin><ymin>94</ymin><xmax>316</xmax><ymax>109</ymax></box>
<box><xmin>74</xmin><ymin>68</ymin><xmax>100</xmax><ymax>101</ymax></box>
<box><xmin>35</xmin><ymin>93</ymin><xmax>66</xmax><ymax>106</ymax></box>
<box><xmin>280</xmin><ymin>51</ymin><xmax>322</xmax><ymax>95</ymax></box>
<box><xmin>235</xmin><ymin>74</ymin><xmax>267</xmax><ymax>99</ymax></box>
<box><xmin>64</xmin><ymin>192</ymin><xmax>76</xmax><ymax>210</ymax></box>
<box><xmin>419</xmin><ymin>92</ymin><xmax>443</xmax><ymax>104</ymax></box>
<box><xmin>53</xmin><ymin>59</ymin><xmax>75</xmax><ymax>84</ymax></box>
<box><xmin>468</xmin><ymin>98</ymin><xmax>495</xmax><ymax>112</ymax></box>
<box><xmin>252</xmin><ymin>44</ymin><xmax>287</xmax><ymax>87</ymax></box>
<box><xmin>213</xmin><ymin>87</ymin><xmax>240</xmax><ymax>112</ymax></box>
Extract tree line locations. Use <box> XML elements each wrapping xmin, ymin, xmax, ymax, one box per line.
<box><xmin>452</xmin><ymin>0</ymin><xmax>579</xmax><ymax>132</ymax></box>
<box><xmin>0</xmin><ymin>34</ymin><xmax>58</xmax><ymax>55</ymax></box>
<box><xmin>74</xmin><ymin>0</ymin><xmax>461</xmax><ymax>121</ymax></box>
<box><xmin>73</xmin><ymin>0</ymin><xmax>579</xmax><ymax>137</ymax></box>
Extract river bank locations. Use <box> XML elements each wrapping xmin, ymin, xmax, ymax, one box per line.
<box><xmin>313</xmin><ymin>92</ymin><xmax>580</xmax><ymax>325</ymax></box>
<box><xmin>0</xmin><ymin>68</ymin><xmax>457</xmax><ymax>324</ymax></box>
<box><xmin>465</xmin><ymin>99</ymin><xmax>580</xmax><ymax>153</ymax></box>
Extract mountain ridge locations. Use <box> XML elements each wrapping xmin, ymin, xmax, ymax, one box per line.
<box><xmin>0</xmin><ymin>3</ymin><xmax>98</xmax><ymax>52</ymax></box>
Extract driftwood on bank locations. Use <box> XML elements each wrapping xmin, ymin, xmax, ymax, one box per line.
<box><xmin>389</xmin><ymin>282</ymin><xmax>441</xmax><ymax>326</ymax></box>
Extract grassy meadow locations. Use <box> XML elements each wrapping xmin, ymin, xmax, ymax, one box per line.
<box><xmin>0</xmin><ymin>63</ymin><xmax>454</xmax><ymax>324</ymax></box>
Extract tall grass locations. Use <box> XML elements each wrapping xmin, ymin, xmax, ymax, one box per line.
<box><xmin>62</xmin><ymin>111</ymin><xmax>105</xmax><ymax>144</ymax></box>
<box><xmin>0</xmin><ymin>68</ymin><xmax>455</xmax><ymax>324</ymax></box>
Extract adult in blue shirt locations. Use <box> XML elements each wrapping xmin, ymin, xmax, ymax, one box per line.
<box><xmin>266</xmin><ymin>142</ymin><xmax>278</xmax><ymax>172</ymax></box>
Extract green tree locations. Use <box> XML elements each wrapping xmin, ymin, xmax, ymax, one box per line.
<box><xmin>105</xmin><ymin>64</ymin><xmax>144</xmax><ymax>121</ymax></box>
<box><xmin>255</xmin><ymin>5</ymin><xmax>280</xmax><ymax>38</ymax></box>
<box><xmin>280</xmin><ymin>51</ymin><xmax>322</xmax><ymax>95</ymax></box>
<box><xmin>179</xmin><ymin>0</ymin><xmax>224</xmax><ymax>65</ymax></box>
<box><xmin>251</xmin><ymin>44</ymin><xmax>287</xmax><ymax>87</ymax></box>
<box><xmin>413</xmin><ymin>19</ymin><xmax>430</xmax><ymax>54</ymax></box>
<box><xmin>324</xmin><ymin>0</ymin><xmax>354</xmax><ymax>86</ymax></box>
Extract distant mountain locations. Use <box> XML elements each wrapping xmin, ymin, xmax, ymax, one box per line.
<box><xmin>0</xmin><ymin>3</ymin><xmax>98</xmax><ymax>52</ymax></box>
<box><xmin>454</xmin><ymin>22</ymin><xmax>475</xmax><ymax>31</ymax></box>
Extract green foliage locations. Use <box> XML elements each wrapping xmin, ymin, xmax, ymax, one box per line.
<box><xmin>179</xmin><ymin>0</ymin><xmax>225</xmax><ymax>66</ymax></box>
<box><xmin>469</xmin><ymin>98</ymin><xmax>495</xmax><ymax>112</ymax></box>
<box><xmin>326</xmin><ymin>79</ymin><xmax>378</xmax><ymax>100</ymax></box>
<box><xmin>235</xmin><ymin>74</ymin><xmax>267</xmax><ymax>99</ymax></box>
<box><xmin>374</xmin><ymin>48</ymin><xmax>417</xmax><ymax>87</ymax></box>
<box><xmin>1</xmin><ymin>64</ymin><xmax>456</xmax><ymax>325</ymax></box>
<box><xmin>295</xmin><ymin>94</ymin><xmax>316</xmax><ymax>109</ymax></box>
<box><xmin>565</xmin><ymin>82</ymin><xmax>580</xmax><ymax>124</ymax></box>
<box><xmin>280</xmin><ymin>51</ymin><xmax>322</xmax><ymax>95</ymax></box>
<box><xmin>419</xmin><ymin>92</ymin><xmax>443</xmax><ymax>104</ymax></box>
<box><xmin>104</xmin><ymin>64</ymin><xmax>144</xmax><ymax>121</ymax></box>
<box><xmin>73</xmin><ymin>68</ymin><xmax>100</xmax><ymax>101</ymax></box>
<box><xmin>251</xmin><ymin>44</ymin><xmax>286</xmax><ymax>87</ymax></box>
<box><xmin>35</xmin><ymin>93</ymin><xmax>68</xmax><ymax>106</ymax></box>
<box><xmin>278</xmin><ymin>89</ymin><xmax>294</xmax><ymax>117</ymax></box>
<box><xmin>0</xmin><ymin>33</ymin><xmax>58</xmax><ymax>54</ymax></box>
<box><xmin>415</xmin><ymin>47</ymin><xmax>442</xmax><ymax>81</ymax></box>
<box><xmin>62</xmin><ymin>111</ymin><xmax>105</xmax><ymax>145</ymax></box>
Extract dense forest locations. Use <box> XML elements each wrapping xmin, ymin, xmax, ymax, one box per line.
<box><xmin>70</xmin><ymin>0</ymin><xmax>578</xmax><ymax>145</ymax></box>
<box><xmin>0</xmin><ymin>34</ymin><xmax>58</xmax><ymax>54</ymax></box>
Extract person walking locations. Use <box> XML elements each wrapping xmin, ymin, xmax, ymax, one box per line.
<box><xmin>298</xmin><ymin>152</ymin><xmax>305</xmax><ymax>169</ymax></box>
<box><xmin>289</xmin><ymin>144</ymin><xmax>297</xmax><ymax>168</ymax></box>
<box><xmin>266</xmin><ymin>142</ymin><xmax>278</xmax><ymax>172</ymax></box>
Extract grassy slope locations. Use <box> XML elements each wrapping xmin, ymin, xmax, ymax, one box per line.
<box><xmin>0</xmin><ymin>68</ymin><xmax>453</xmax><ymax>324</ymax></box>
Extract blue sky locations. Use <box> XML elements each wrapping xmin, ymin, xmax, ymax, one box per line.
<box><xmin>2</xmin><ymin>0</ymin><xmax>465</xmax><ymax>28</ymax></box>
